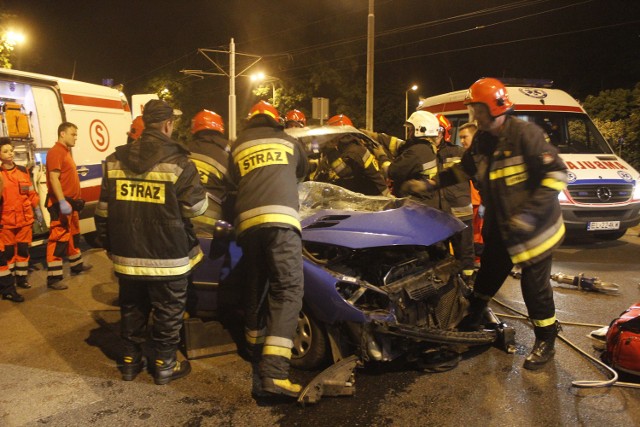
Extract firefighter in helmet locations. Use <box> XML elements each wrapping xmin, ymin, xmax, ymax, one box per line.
<box><xmin>187</xmin><ymin>109</ymin><xmax>234</xmax><ymax>236</ymax></box>
<box><xmin>230</xmin><ymin>100</ymin><xmax>308</xmax><ymax>398</ymax></box>
<box><xmin>407</xmin><ymin>78</ymin><xmax>568</xmax><ymax>370</ymax></box>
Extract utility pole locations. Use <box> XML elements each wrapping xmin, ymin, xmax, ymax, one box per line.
<box><xmin>365</xmin><ymin>0</ymin><xmax>375</xmax><ymax>131</ymax></box>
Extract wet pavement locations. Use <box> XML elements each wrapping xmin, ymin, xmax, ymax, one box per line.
<box><xmin>1</xmin><ymin>226</ymin><xmax>639</xmax><ymax>426</ymax></box>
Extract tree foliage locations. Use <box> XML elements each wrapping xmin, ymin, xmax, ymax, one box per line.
<box><xmin>583</xmin><ymin>83</ymin><xmax>640</xmax><ymax>170</ymax></box>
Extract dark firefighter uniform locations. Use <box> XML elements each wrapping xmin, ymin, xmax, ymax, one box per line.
<box><xmin>436</xmin><ymin>140</ymin><xmax>475</xmax><ymax>278</ymax></box>
<box><xmin>441</xmin><ymin>115</ymin><xmax>567</xmax><ymax>329</ymax></box>
<box><xmin>377</xmin><ymin>137</ymin><xmax>442</xmax><ymax>209</ymax></box>
<box><xmin>313</xmin><ymin>136</ymin><xmax>389</xmax><ymax>196</ymax></box>
<box><xmin>94</xmin><ymin>127</ymin><xmax>207</xmax><ymax>374</ymax></box>
<box><xmin>230</xmin><ymin>115</ymin><xmax>308</xmax><ymax>391</ymax></box>
<box><xmin>187</xmin><ymin>130</ymin><xmax>234</xmax><ymax>234</ymax></box>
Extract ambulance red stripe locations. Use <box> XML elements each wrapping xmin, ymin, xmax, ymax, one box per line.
<box><xmin>62</xmin><ymin>93</ymin><xmax>131</xmax><ymax>112</ymax></box>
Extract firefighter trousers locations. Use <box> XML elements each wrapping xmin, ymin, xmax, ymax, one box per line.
<box><xmin>239</xmin><ymin>227</ymin><xmax>304</xmax><ymax>380</ymax></box>
<box><xmin>119</xmin><ymin>277</ymin><xmax>188</xmax><ymax>356</ymax></box>
<box><xmin>474</xmin><ymin>225</ymin><xmax>555</xmax><ymax>323</ymax></box>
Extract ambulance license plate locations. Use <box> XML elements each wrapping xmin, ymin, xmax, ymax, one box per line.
<box><xmin>587</xmin><ymin>221</ymin><xmax>620</xmax><ymax>231</ymax></box>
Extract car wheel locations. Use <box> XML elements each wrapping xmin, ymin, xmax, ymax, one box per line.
<box><xmin>291</xmin><ymin>306</ymin><xmax>328</xmax><ymax>370</ymax></box>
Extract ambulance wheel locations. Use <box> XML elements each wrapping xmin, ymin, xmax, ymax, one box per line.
<box><xmin>596</xmin><ymin>230</ymin><xmax>626</xmax><ymax>241</ymax></box>
<box><xmin>291</xmin><ymin>305</ymin><xmax>328</xmax><ymax>370</ymax></box>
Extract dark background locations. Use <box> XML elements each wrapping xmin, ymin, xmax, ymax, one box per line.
<box><xmin>3</xmin><ymin>0</ymin><xmax>639</xmax><ymax>128</ymax></box>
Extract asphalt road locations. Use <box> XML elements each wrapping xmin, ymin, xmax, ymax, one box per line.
<box><xmin>1</xmin><ymin>227</ymin><xmax>639</xmax><ymax>427</ymax></box>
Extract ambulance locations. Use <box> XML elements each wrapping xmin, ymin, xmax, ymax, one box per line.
<box><xmin>0</xmin><ymin>68</ymin><xmax>133</xmax><ymax>245</ymax></box>
<box><xmin>420</xmin><ymin>79</ymin><xmax>640</xmax><ymax>240</ymax></box>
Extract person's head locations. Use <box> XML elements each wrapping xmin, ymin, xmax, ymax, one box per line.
<box><xmin>246</xmin><ymin>100</ymin><xmax>282</xmax><ymax>128</ymax></box>
<box><xmin>142</xmin><ymin>99</ymin><xmax>182</xmax><ymax>136</ymax></box>
<box><xmin>464</xmin><ymin>77</ymin><xmax>513</xmax><ymax>135</ymax></box>
<box><xmin>57</xmin><ymin>122</ymin><xmax>78</xmax><ymax>148</ymax></box>
<box><xmin>285</xmin><ymin>109</ymin><xmax>307</xmax><ymax>128</ymax></box>
<box><xmin>128</xmin><ymin>116</ymin><xmax>145</xmax><ymax>142</ymax></box>
<box><xmin>458</xmin><ymin>122</ymin><xmax>478</xmax><ymax>150</ymax></box>
<box><xmin>327</xmin><ymin>114</ymin><xmax>353</xmax><ymax>127</ymax></box>
<box><xmin>0</xmin><ymin>137</ymin><xmax>14</xmax><ymax>166</ymax></box>
<box><xmin>435</xmin><ymin>113</ymin><xmax>452</xmax><ymax>146</ymax></box>
<box><xmin>404</xmin><ymin>111</ymin><xmax>439</xmax><ymax>141</ymax></box>
<box><xmin>191</xmin><ymin>109</ymin><xmax>225</xmax><ymax>135</ymax></box>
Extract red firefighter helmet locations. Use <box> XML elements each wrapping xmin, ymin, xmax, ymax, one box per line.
<box><xmin>285</xmin><ymin>109</ymin><xmax>307</xmax><ymax>128</ymax></box>
<box><xmin>464</xmin><ymin>77</ymin><xmax>513</xmax><ymax>117</ymax></box>
<box><xmin>435</xmin><ymin>113</ymin><xmax>452</xmax><ymax>142</ymax></box>
<box><xmin>327</xmin><ymin>114</ymin><xmax>353</xmax><ymax>126</ymax></box>
<box><xmin>247</xmin><ymin>100</ymin><xmax>281</xmax><ymax>124</ymax></box>
<box><xmin>128</xmin><ymin>116</ymin><xmax>145</xmax><ymax>141</ymax></box>
<box><xmin>191</xmin><ymin>109</ymin><xmax>225</xmax><ymax>134</ymax></box>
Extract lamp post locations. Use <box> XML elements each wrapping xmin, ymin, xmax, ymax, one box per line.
<box><xmin>250</xmin><ymin>72</ymin><xmax>278</xmax><ymax>107</ymax></box>
<box><xmin>405</xmin><ymin>84</ymin><xmax>418</xmax><ymax>138</ymax></box>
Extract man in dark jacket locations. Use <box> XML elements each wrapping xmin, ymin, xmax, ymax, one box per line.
<box><xmin>94</xmin><ymin>99</ymin><xmax>207</xmax><ymax>385</ymax></box>
<box><xmin>406</xmin><ymin>78</ymin><xmax>567</xmax><ymax>370</ymax></box>
<box><xmin>230</xmin><ymin>100</ymin><xmax>308</xmax><ymax>398</ymax></box>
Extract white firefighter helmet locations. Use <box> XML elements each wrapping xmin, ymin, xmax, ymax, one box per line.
<box><xmin>405</xmin><ymin>111</ymin><xmax>439</xmax><ymax>138</ymax></box>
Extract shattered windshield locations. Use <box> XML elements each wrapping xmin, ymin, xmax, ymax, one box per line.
<box><xmin>298</xmin><ymin>181</ymin><xmax>402</xmax><ymax>220</ymax></box>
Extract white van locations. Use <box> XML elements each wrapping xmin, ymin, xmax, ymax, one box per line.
<box><xmin>0</xmin><ymin>68</ymin><xmax>132</xmax><ymax>243</ymax></box>
<box><xmin>420</xmin><ymin>79</ymin><xmax>640</xmax><ymax>240</ymax></box>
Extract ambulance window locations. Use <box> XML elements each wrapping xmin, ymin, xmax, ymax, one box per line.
<box><xmin>566</xmin><ymin>115</ymin><xmax>612</xmax><ymax>154</ymax></box>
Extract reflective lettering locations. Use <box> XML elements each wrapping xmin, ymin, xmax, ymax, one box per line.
<box><xmin>116</xmin><ymin>180</ymin><xmax>165</xmax><ymax>204</ymax></box>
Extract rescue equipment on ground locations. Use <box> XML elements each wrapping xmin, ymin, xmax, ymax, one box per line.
<box><xmin>509</xmin><ymin>270</ymin><xmax>620</xmax><ymax>295</ymax></box>
<box><xmin>604</xmin><ymin>302</ymin><xmax>640</xmax><ymax>376</ymax></box>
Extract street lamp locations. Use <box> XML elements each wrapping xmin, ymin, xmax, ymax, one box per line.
<box><xmin>250</xmin><ymin>72</ymin><xmax>278</xmax><ymax>107</ymax></box>
<box><xmin>405</xmin><ymin>84</ymin><xmax>418</xmax><ymax>138</ymax></box>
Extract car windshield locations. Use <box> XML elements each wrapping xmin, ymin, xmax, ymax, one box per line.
<box><xmin>514</xmin><ymin>112</ymin><xmax>613</xmax><ymax>154</ymax></box>
<box><xmin>298</xmin><ymin>181</ymin><xmax>402</xmax><ymax>220</ymax></box>
<box><xmin>286</xmin><ymin>125</ymin><xmax>377</xmax><ymax>156</ymax></box>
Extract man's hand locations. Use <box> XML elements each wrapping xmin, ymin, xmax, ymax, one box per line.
<box><xmin>34</xmin><ymin>207</ymin><xmax>44</xmax><ymax>224</ymax></box>
<box><xmin>59</xmin><ymin>199</ymin><xmax>72</xmax><ymax>215</ymax></box>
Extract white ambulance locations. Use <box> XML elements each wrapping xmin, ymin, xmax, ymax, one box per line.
<box><xmin>0</xmin><ymin>68</ymin><xmax>133</xmax><ymax>244</ymax></box>
<box><xmin>420</xmin><ymin>79</ymin><xmax>640</xmax><ymax>240</ymax></box>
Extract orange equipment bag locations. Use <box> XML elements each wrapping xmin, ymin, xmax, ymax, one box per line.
<box><xmin>605</xmin><ymin>302</ymin><xmax>640</xmax><ymax>376</ymax></box>
<box><xmin>2</xmin><ymin>102</ymin><xmax>31</xmax><ymax>138</ymax></box>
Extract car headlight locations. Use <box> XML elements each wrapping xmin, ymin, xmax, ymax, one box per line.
<box><xmin>633</xmin><ymin>181</ymin><xmax>640</xmax><ymax>201</ymax></box>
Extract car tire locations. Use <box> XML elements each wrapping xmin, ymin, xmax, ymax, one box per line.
<box><xmin>291</xmin><ymin>305</ymin><xmax>328</xmax><ymax>370</ymax></box>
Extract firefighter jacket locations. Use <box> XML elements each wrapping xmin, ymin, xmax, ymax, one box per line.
<box><xmin>378</xmin><ymin>137</ymin><xmax>445</xmax><ymax>209</ymax></box>
<box><xmin>0</xmin><ymin>165</ymin><xmax>40</xmax><ymax>228</ymax></box>
<box><xmin>437</xmin><ymin>141</ymin><xmax>473</xmax><ymax>221</ymax></box>
<box><xmin>187</xmin><ymin>130</ymin><xmax>235</xmax><ymax>231</ymax></box>
<box><xmin>230</xmin><ymin>122</ymin><xmax>308</xmax><ymax>237</ymax></box>
<box><xmin>316</xmin><ymin>137</ymin><xmax>388</xmax><ymax>196</ymax></box>
<box><xmin>94</xmin><ymin>128</ymin><xmax>207</xmax><ymax>281</ymax></box>
<box><xmin>440</xmin><ymin>116</ymin><xmax>567</xmax><ymax>267</ymax></box>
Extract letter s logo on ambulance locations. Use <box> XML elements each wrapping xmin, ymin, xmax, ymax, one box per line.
<box><xmin>90</xmin><ymin>119</ymin><xmax>110</xmax><ymax>152</ymax></box>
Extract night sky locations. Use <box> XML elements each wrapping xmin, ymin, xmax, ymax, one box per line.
<box><xmin>3</xmin><ymin>0</ymin><xmax>640</xmax><ymax>118</ymax></box>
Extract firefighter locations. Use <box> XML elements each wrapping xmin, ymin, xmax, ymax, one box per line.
<box><xmin>187</xmin><ymin>109</ymin><xmax>234</xmax><ymax>235</ymax></box>
<box><xmin>406</xmin><ymin>78</ymin><xmax>567</xmax><ymax>370</ymax></box>
<box><xmin>312</xmin><ymin>114</ymin><xmax>389</xmax><ymax>196</ymax></box>
<box><xmin>45</xmin><ymin>122</ymin><xmax>92</xmax><ymax>290</ymax></box>
<box><xmin>0</xmin><ymin>138</ymin><xmax>43</xmax><ymax>293</ymax></box>
<box><xmin>373</xmin><ymin>111</ymin><xmax>443</xmax><ymax>209</ymax></box>
<box><xmin>434</xmin><ymin>114</ymin><xmax>475</xmax><ymax>283</ymax></box>
<box><xmin>284</xmin><ymin>109</ymin><xmax>307</xmax><ymax>128</ymax></box>
<box><xmin>127</xmin><ymin>115</ymin><xmax>145</xmax><ymax>144</ymax></box>
<box><xmin>230</xmin><ymin>100</ymin><xmax>308</xmax><ymax>398</ymax></box>
<box><xmin>95</xmin><ymin>99</ymin><xmax>207</xmax><ymax>384</ymax></box>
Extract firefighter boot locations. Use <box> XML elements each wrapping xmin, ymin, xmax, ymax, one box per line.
<box><xmin>523</xmin><ymin>321</ymin><xmax>560</xmax><ymax>371</ymax></box>
<box><xmin>2</xmin><ymin>288</ymin><xmax>25</xmax><ymax>303</ymax></box>
<box><xmin>261</xmin><ymin>377</ymin><xmax>302</xmax><ymax>398</ymax></box>
<box><xmin>154</xmin><ymin>353</ymin><xmax>191</xmax><ymax>385</ymax></box>
<box><xmin>120</xmin><ymin>347</ymin><xmax>145</xmax><ymax>381</ymax></box>
<box><xmin>457</xmin><ymin>295</ymin><xmax>488</xmax><ymax>331</ymax></box>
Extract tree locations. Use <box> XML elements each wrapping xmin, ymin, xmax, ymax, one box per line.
<box><xmin>0</xmin><ymin>13</ymin><xmax>19</xmax><ymax>69</ymax></box>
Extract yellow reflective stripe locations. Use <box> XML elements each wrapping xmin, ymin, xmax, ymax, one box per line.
<box><xmin>263</xmin><ymin>345</ymin><xmax>292</xmax><ymax>359</ymax></box>
<box><xmin>382</xmin><ymin>160</ymin><xmax>391</xmax><ymax>169</ymax></box>
<box><xmin>420</xmin><ymin>166</ymin><xmax>438</xmax><ymax>179</ymax></box>
<box><xmin>192</xmin><ymin>215</ymin><xmax>217</xmax><ymax>226</ymax></box>
<box><xmin>541</xmin><ymin>178</ymin><xmax>567</xmax><ymax>191</ymax></box>
<box><xmin>510</xmin><ymin>223</ymin><xmax>565</xmax><ymax>265</ymax></box>
<box><xmin>489</xmin><ymin>163</ymin><xmax>527</xmax><ymax>180</ymax></box>
<box><xmin>389</xmin><ymin>137</ymin><xmax>400</xmax><ymax>156</ymax></box>
<box><xmin>191</xmin><ymin>158</ymin><xmax>224</xmax><ymax>181</ymax></box>
<box><xmin>114</xmin><ymin>251</ymin><xmax>203</xmax><ymax>277</ymax></box>
<box><xmin>237</xmin><ymin>213</ymin><xmax>301</xmax><ymax>235</ymax></box>
<box><xmin>235</xmin><ymin>142</ymin><xmax>293</xmax><ymax>160</ymax></box>
<box><xmin>245</xmin><ymin>333</ymin><xmax>266</xmax><ymax>345</ymax></box>
<box><xmin>532</xmin><ymin>315</ymin><xmax>556</xmax><ymax>327</ymax></box>
<box><xmin>363</xmin><ymin>152</ymin><xmax>375</xmax><ymax>169</ymax></box>
<box><xmin>108</xmin><ymin>169</ymin><xmax>178</xmax><ymax>183</ymax></box>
